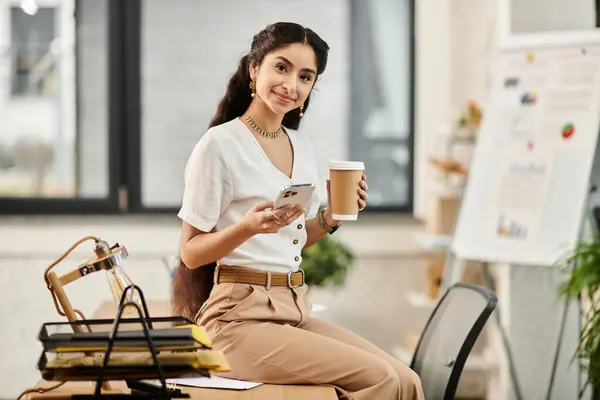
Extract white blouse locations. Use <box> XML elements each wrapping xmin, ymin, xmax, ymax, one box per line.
<box><xmin>178</xmin><ymin>117</ymin><xmax>322</xmax><ymax>274</ymax></box>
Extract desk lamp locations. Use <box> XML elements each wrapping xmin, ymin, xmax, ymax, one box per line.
<box><xmin>44</xmin><ymin>235</ymin><xmax>142</xmax><ymax>330</ymax></box>
<box><xmin>42</xmin><ymin>235</ymin><xmax>143</xmax><ymax>394</ymax></box>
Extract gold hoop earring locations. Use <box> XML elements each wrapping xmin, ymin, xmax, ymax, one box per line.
<box><xmin>249</xmin><ymin>79</ymin><xmax>256</xmax><ymax>97</ymax></box>
<box><xmin>299</xmin><ymin>104</ymin><xmax>304</xmax><ymax>117</ymax></box>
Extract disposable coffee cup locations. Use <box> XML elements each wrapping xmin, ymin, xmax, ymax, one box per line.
<box><xmin>329</xmin><ymin>160</ymin><xmax>365</xmax><ymax>221</ymax></box>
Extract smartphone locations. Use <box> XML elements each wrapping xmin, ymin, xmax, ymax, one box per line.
<box><xmin>274</xmin><ymin>183</ymin><xmax>315</xmax><ymax>211</ymax></box>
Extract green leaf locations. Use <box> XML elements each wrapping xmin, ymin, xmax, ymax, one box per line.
<box><xmin>300</xmin><ymin>235</ymin><xmax>355</xmax><ymax>287</ymax></box>
<box><xmin>556</xmin><ymin>232</ymin><xmax>600</xmax><ymax>390</ymax></box>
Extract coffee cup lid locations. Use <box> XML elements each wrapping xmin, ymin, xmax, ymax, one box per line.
<box><xmin>329</xmin><ymin>160</ymin><xmax>365</xmax><ymax>171</ymax></box>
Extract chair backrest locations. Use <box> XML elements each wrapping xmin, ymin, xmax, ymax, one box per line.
<box><xmin>410</xmin><ymin>283</ymin><xmax>497</xmax><ymax>400</ymax></box>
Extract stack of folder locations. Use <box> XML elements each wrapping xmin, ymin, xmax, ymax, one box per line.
<box><xmin>36</xmin><ymin>316</ymin><xmax>230</xmax><ymax>382</ymax></box>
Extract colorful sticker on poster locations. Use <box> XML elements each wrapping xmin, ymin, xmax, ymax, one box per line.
<box><xmin>521</xmin><ymin>91</ymin><xmax>537</xmax><ymax>105</ymax></box>
<box><xmin>525</xmin><ymin>52</ymin><xmax>535</xmax><ymax>63</ymax></box>
<box><xmin>527</xmin><ymin>141</ymin><xmax>534</xmax><ymax>151</ymax></box>
<box><xmin>504</xmin><ymin>77</ymin><xmax>520</xmax><ymax>88</ymax></box>
<box><xmin>561</xmin><ymin>122</ymin><xmax>575</xmax><ymax>139</ymax></box>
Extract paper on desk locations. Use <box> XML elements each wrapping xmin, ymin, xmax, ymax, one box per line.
<box><xmin>167</xmin><ymin>375</ymin><xmax>263</xmax><ymax>390</ymax></box>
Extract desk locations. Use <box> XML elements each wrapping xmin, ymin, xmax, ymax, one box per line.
<box><xmin>28</xmin><ymin>380</ymin><xmax>337</xmax><ymax>399</ymax></box>
<box><xmin>26</xmin><ymin>299</ymin><xmax>337</xmax><ymax>400</ymax></box>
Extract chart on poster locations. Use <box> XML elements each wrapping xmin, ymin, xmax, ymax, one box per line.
<box><xmin>452</xmin><ymin>37</ymin><xmax>600</xmax><ymax>266</ymax></box>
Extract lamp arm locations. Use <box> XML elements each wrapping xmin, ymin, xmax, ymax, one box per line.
<box><xmin>44</xmin><ymin>235</ymin><xmax>99</xmax><ymax>320</ymax></box>
<box><xmin>41</xmin><ymin>235</ymin><xmax>115</xmax><ymax>394</ymax></box>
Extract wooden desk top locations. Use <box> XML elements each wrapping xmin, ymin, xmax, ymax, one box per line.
<box><xmin>26</xmin><ymin>300</ymin><xmax>337</xmax><ymax>399</ymax></box>
<box><xmin>28</xmin><ymin>380</ymin><xmax>337</xmax><ymax>399</ymax></box>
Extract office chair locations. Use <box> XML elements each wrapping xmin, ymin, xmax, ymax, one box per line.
<box><xmin>410</xmin><ymin>283</ymin><xmax>497</xmax><ymax>400</ymax></box>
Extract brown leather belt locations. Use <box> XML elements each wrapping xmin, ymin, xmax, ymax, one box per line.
<box><xmin>214</xmin><ymin>264</ymin><xmax>305</xmax><ymax>288</ymax></box>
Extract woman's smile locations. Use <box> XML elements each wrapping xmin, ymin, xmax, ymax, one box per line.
<box><xmin>273</xmin><ymin>91</ymin><xmax>295</xmax><ymax>104</ymax></box>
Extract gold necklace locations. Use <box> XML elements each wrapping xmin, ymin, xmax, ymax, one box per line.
<box><xmin>245</xmin><ymin>115</ymin><xmax>281</xmax><ymax>139</ymax></box>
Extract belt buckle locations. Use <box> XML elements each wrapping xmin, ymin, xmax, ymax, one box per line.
<box><xmin>287</xmin><ymin>268</ymin><xmax>305</xmax><ymax>288</ymax></box>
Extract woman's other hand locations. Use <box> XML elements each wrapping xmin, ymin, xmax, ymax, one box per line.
<box><xmin>323</xmin><ymin>174</ymin><xmax>369</xmax><ymax>226</ymax></box>
<box><xmin>358</xmin><ymin>174</ymin><xmax>368</xmax><ymax>211</ymax></box>
<box><xmin>241</xmin><ymin>201</ymin><xmax>304</xmax><ymax>235</ymax></box>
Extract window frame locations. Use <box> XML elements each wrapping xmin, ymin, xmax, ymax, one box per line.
<box><xmin>1</xmin><ymin>0</ymin><xmax>416</xmax><ymax>215</ymax></box>
<box><xmin>0</xmin><ymin>0</ymin><xmax>125</xmax><ymax>214</ymax></box>
<box><xmin>348</xmin><ymin>0</ymin><xmax>416</xmax><ymax>213</ymax></box>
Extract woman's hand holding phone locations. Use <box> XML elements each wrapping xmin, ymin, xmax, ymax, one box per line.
<box><xmin>241</xmin><ymin>201</ymin><xmax>305</xmax><ymax>235</ymax></box>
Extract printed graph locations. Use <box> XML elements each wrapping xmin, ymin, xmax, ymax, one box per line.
<box><xmin>496</xmin><ymin>214</ymin><xmax>528</xmax><ymax>239</ymax></box>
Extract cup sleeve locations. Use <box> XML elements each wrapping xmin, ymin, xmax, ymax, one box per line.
<box><xmin>177</xmin><ymin>136</ymin><xmax>233</xmax><ymax>232</ymax></box>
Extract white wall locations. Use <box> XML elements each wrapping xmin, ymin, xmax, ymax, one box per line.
<box><xmin>413</xmin><ymin>0</ymin><xmax>451</xmax><ymax>219</ymax></box>
<box><xmin>413</xmin><ymin>0</ymin><xmax>496</xmax><ymax>219</ymax></box>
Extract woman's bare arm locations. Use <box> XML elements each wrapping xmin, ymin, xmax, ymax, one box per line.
<box><xmin>304</xmin><ymin>208</ymin><xmax>339</xmax><ymax>248</ymax></box>
<box><xmin>180</xmin><ymin>221</ymin><xmax>254</xmax><ymax>269</ymax></box>
<box><xmin>304</xmin><ymin>217</ymin><xmax>327</xmax><ymax>248</ymax></box>
<box><xmin>180</xmin><ymin>201</ymin><xmax>304</xmax><ymax>269</ymax></box>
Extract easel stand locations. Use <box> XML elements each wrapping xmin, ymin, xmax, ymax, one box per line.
<box><xmin>545</xmin><ymin>184</ymin><xmax>597</xmax><ymax>400</ymax></box>
<box><xmin>442</xmin><ymin>183</ymin><xmax>597</xmax><ymax>400</ymax></box>
<box><xmin>436</xmin><ymin>167</ymin><xmax>524</xmax><ymax>400</ymax></box>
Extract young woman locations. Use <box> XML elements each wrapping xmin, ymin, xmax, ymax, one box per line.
<box><xmin>172</xmin><ymin>22</ymin><xmax>424</xmax><ymax>400</ymax></box>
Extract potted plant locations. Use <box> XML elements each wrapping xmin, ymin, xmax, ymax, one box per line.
<box><xmin>301</xmin><ymin>234</ymin><xmax>355</xmax><ymax>287</ymax></box>
<box><xmin>558</xmin><ymin>232</ymin><xmax>600</xmax><ymax>397</ymax></box>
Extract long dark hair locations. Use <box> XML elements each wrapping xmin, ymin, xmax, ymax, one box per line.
<box><xmin>172</xmin><ymin>22</ymin><xmax>329</xmax><ymax>321</ymax></box>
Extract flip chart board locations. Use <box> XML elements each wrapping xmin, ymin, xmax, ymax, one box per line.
<box><xmin>452</xmin><ymin>34</ymin><xmax>600</xmax><ymax>266</ymax></box>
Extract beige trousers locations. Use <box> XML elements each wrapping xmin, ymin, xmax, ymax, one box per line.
<box><xmin>197</xmin><ymin>281</ymin><xmax>424</xmax><ymax>400</ymax></box>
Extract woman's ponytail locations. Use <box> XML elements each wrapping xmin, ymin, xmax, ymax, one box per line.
<box><xmin>208</xmin><ymin>55</ymin><xmax>252</xmax><ymax>129</ymax></box>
